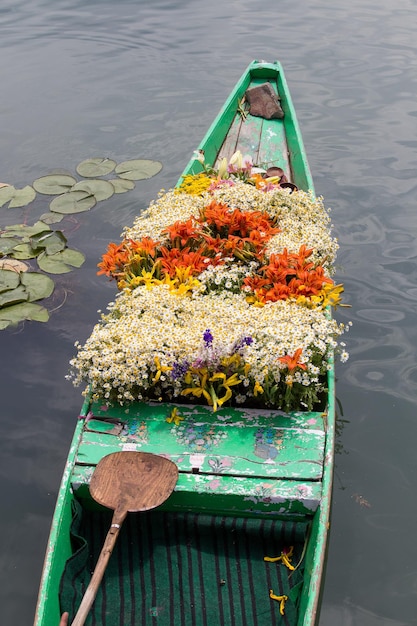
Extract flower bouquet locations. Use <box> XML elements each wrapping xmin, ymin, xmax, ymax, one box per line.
<box><xmin>69</xmin><ymin>152</ymin><xmax>350</xmax><ymax>412</ymax></box>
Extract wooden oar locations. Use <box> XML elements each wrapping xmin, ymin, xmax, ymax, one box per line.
<box><xmin>70</xmin><ymin>451</ymin><xmax>178</xmax><ymax>626</ymax></box>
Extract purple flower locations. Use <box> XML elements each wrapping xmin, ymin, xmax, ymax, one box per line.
<box><xmin>171</xmin><ymin>360</ymin><xmax>190</xmax><ymax>380</ymax></box>
<box><xmin>233</xmin><ymin>335</ymin><xmax>253</xmax><ymax>352</ymax></box>
<box><xmin>203</xmin><ymin>329</ymin><xmax>213</xmax><ymax>347</ymax></box>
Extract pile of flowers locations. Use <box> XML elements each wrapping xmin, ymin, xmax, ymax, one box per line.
<box><xmin>69</xmin><ymin>151</ymin><xmax>350</xmax><ymax>412</ymax></box>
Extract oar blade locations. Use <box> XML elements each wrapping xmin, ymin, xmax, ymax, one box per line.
<box><xmin>89</xmin><ymin>451</ymin><xmax>178</xmax><ymax>512</ymax></box>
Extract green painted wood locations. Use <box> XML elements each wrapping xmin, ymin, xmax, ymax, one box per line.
<box><xmin>72</xmin><ymin>465</ymin><xmax>322</xmax><ymax>518</ymax></box>
<box><xmin>297</xmin><ymin>354</ymin><xmax>335</xmax><ymax>626</ymax></box>
<box><xmin>76</xmin><ymin>404</ymin><xmax>325</xmax><ymax>482</ymax></box>
<box><xmin>89</xmin><ymin>400</ymin><xmax>325</xmax><ymax>431</ymax></box>
<box><xmin>180</xmin><ymin>60</ymin><xmax>313</xmax><ymax>191</ymax></box>
<box><xmin>34</xmin><ymin>418</ymin><xmax>85</xmax><ymax>626</ymax></box>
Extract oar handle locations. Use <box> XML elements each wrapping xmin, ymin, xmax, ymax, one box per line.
<box><xmin>70</xmin><ymin>511</ymin><xmax>126</xmax><ymax>626</ymax></box>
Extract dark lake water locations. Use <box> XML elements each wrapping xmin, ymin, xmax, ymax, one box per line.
<box><xmin>1</xmin><ymin>0</ymin><xmax>417</xmax><ymax>624</ymax></box>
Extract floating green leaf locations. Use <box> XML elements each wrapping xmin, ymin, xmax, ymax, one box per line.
<box><xmin>0</xmin><ymin>185</ymin><xmax>36</xmax><ymax>208</ymax></box>
<box><xmin>108</xmin><ymin>179</ymin><xmax>136</xmax><ymax>194</ymax></box>
<box><xmin>0</xmin><ymin>269</ymin><xmax>20</xmax><ymax>292</ymax></box>
<box><xmin>71</xmin><ymin>179</ymin><xmax>115</xmax><ymax>202</ymax></box>
<box><xmin>115</xmin><ymin>159</ymin><xmax>162</xmax><ymax>181</ymax></box>
<box><xmin>0</xmin><ymin>285</ymin><xmax>28</xmax><ymax>307</ymax></box>
<box><xmin>0</xmin><ymin>301</ymin><xmax>49</xmax><ymax>329</ymax></box>
<box><xmin>0</xmin><ymin>237</ymin><xmax>21</xmax><ymax>255</ymax></box>
<box><xmin>8</xmin><ymin>185</ymin><xmax>37</xmax><ymax>208</ymax></box>
<box><xmin>0</xmin><ymin>186</ymin><xmax>16</xmax><ymax>207</ymax></box>
<box><xmin>49</xmin><ymin>191</ymin><xmax>97</xmax><ymax>214</ymax></box>
<box><xmin>33</xmin><ymin>174</ymin><xmax>77</xmax><ymax>195</ymax></box>
<box><xmin>39</xmin><ymin>211</ymin><xmax>65</xmax><ymax>225</ymax></box>
<box><xmin>4</xmin><ymin>221</ymin><xmax>51</xmax><ymax>239</ymax></box>
<box><xmin>21</xmin><ymin>272</ymin><xmax>55</xmax><ymax>301</ymax></box>
<box><xmin>30</xmin><ymin>230</ymin><xmax>67</xmax><ymax>255</ymax></box>
<box><xmin>37</xmin><ymin>248</ymin><xmax>85</xmax><ymax>273</ymax></box>
<box><xmin>11</xmin><ymin>243</ymin><xmax>38</xmax><ymax>259</ymax></box>
<box><xmin>76</xmin><ymin>158</ymin><xmax>117</xmax><ymax>178</ymax></box>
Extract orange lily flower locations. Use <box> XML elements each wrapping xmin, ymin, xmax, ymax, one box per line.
<box><xmin>279</xmin><ymin>348</ymin><xmax>307</xmax><ymax>373</ymax></box>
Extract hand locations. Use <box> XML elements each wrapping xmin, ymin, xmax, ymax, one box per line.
<box><xmin>59</xmin><ymin>613</ymin><xmax>69</xmax><ymax>626</ymax></box>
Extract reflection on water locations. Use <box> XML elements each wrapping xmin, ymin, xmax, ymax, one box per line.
<box><xmin>1</xmin><ymin>0</ymin><xmax>417</xmax><ymax>624</ymax></box>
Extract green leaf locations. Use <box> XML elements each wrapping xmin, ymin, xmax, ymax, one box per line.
<box><xmin>0</xmin><ymin>237</ymin><xmax>21</xmax><ymax>255</ymax></box>
<box><xmin>114</xmin><ymin>159</ymin><xmax>162</xmax><ymax>181</ymax></box>
<box><xmin>76</xmin><ymin>158</ymin><xmax>117</xmax><ymax>178</ymax></box>
<box><xmin>108</xmin><ymin>178</ymin><xmax>136</xmax><ymax>194</ymax></box>
<box><xmin>33</xmin><ymin>174</ymin><xmax>77</xmax><ymax>195</ymax></box>
<box><xmin>49</xmin><ymin>191</ymin><xmax>97</xmax><ymax>214</ymax></box>
<box><xmin>30</xmin><ymin>230</ymin><xmax>67</xmax><ymax>255</ymax></box>
<box><xmin>0</xmin><ymin>301</ymin><xmax>49</xmax><ymax>329</ymax></box>
<box><xmin>0</xmin><ymin>269</ymin><xmax>20</xmax><ymax>292</ymax></box>
<box><xmin>37</xmin><ymin>248</ymin><xmax>85</xmax><ymax>274</ymax></box>
<box><xmin>8</xmin><ymin>185</ymin><xmax>36</xmax><ymax>208</ymax></box>
<box><xmin>11</xmin><ymin>243</ymin><xmax>38</xmax><ymax>259</ymax></box>
<box><xmin>4</xmin><ymin>221</ymin><xmax>51</xmax><ymax>238</ymax></box>
<box><xmin>71</xmin><ymin>179</ymin><xmax>115</xmax><ymax>202</ymax></box>
<box><xmin>0</xmin><ymin>285</ymin><xmax>28</xmax><ymax>307</ymax></box>
<box><xmin>59</xmin><ymin>247</ymin><xmax>86</xmax><ymax>268</ymax></box>
<box><xmin>0</xmin><ymin>186</ymin><xmax>16</xmax><ymax>207</ymax></box>
<box><xmin>20</xmin><ymin>272</ymin><xmax>55</xmax><ymax>301</ymax></box>
<box><xmin>39</xmin><ymin>211</ymin><xmax>65</xmax><ymax>225</ymax></box>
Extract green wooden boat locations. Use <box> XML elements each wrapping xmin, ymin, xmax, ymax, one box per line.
<box><xmin>34</xmin><ymin>60</ymin><xmax>335</xmax><ymax>626</ymax></box>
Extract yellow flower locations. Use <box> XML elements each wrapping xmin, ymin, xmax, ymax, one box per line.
<box><xmin>209</xmin><ymin>372</ymin><xmax>241</xmax><ymax>410</ymax></box>
<box><xmin>268</xmin><ymin>591</ymin><xmax>288</xmax><ymax>615</ymax></box>
<box><xmin>254</xmin><ymin>381</ymin><xmax>264</xmax><ymax>396</ymax></box>
<box><xmin>181</xmin><ymin>368</ymin><xmax>213</xmax><ymax>405</ymax></box>
<box><xmin>152</xmin><ymin>356</ymin><xmax>172</xmax><ymax>383</ymax></box>
<box><xmin>313</xmin><ymin>283</ymin><xmax>347</xmax><ymax>309</ymax></box>
<box><xmin>129</xmin><ymin>267</ymin><xmax>163</xmax><ymax>290</ymax></box>
<box><xmin>264</xmin><ymin>546</ymin><xmax>295</xmax><ymax>570</ymax></box>
<box><xmin>245</xmin><ymin>295</ymin><xmax>265</xmax><ymax>307</ymax></box>
<box><xmin>175</xmin><ymin>173</ymin><xmax>212</xmax><ymax>195</ymax></box>
<box><xmin>166</xmin><ymin>407</ymin><xmax>184</xmax><ymax>426</ymax></box>
<box><xmin>162</xmin><ymin>267</ymin><xmax>201</xmax><ymax>295</ymax></box>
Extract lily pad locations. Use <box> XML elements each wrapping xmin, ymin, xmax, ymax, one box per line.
<box><xmin>8</xmin><ymin>185</ymin><xmax>37</xmax><ymax>208</ymax></box>
<box><xmin>33</xmin><ymin>174</ymin><xmax>77</xmax><ymax>195</ymax></box>
<box><xmin>0</xmin><ymin>237</ymin><xmax>21</xmax><ymax>255</ymax></box>
<box><xmin>37</xmin><ymin>248</ymin><xmax>85</xmax><ymax>274</ymax></box>
<box><xmin>108</xmin><ymin>178</ymin><xmax>136</xmax><ymax>194</ymax></box>
<box><xmin>76</xmin><ymin>158</ymin><xmax>117</xmax><ymax>178</ymax></box>
<box><xmin>30</xmin><ymin>230</ymin><xmax>67</xmax><ymax>255</ymax></box>
<box><xmin>0</xmin><ymin>259</ymin><xmax>29</xmax><ymax>273</ymax></box>
<box><xmin>0</xmin><ymin>186</ymin><xmax>17</xmax><ymax>207</ymax></box>
<box><xmin>0</xmin><ymin>301</ymin><xmax>49</xmax><ymax>329</ymax></box>
<box><xmin>71</xmin><ymin>179</ymin><xmax>115</xmax><ymax>202</ymax></box>
<box><xmin>50</xmin><ymin>191</ymin><xmax>97</xmax><ymax>214</ymax></box>
<box><xmin>39</xmin><ymin>211</ymin><xmax>65</xmax><ymax>225</ymax></box>
<box><xmin>10</xmin><ymin>243</ymin><xmax>38</xmax><ymax>260</ymax></box>
<box><xmin>0</xmin><ymin>185</ymin><xmax>36</xmax><ymax>208</ymax></box>
<box><xmin>4</xmin><ymin>221</ymin><xmax>51</xmax><ymax>239</ymax></box>
<box><xmin>21</xmin><ymin>272</ymin><xmax>55</xmax><ymax>301</ymax></box>
<box><xmin>114</xmin><ymin>159</ymin><xmax>162</xmax><ymax>181</ymax></box>
<box><xmin>0</xmin><ymin>269</ymin><xmax>20</xmax><ymax>292</ymax></box>
<box><xmin>0</xmin><ymin>285</ymin><xmax>28</xmax><ymax>307</ymax></box>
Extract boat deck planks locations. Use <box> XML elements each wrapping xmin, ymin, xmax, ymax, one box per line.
<box><xmin>71</xmin><ymin>402</ymin><xmax>325</xmax><ymax>518</ymax></box>
<box><xmin>215</xmin><ymin>77</ymin><xmax>291</xmax><ymax>176</ymax></box>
